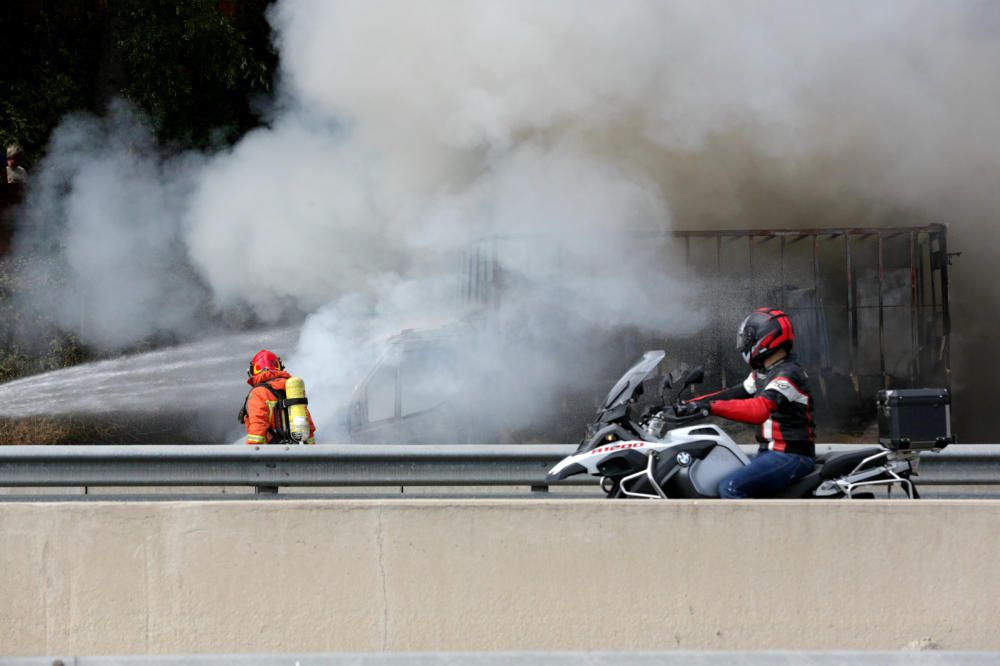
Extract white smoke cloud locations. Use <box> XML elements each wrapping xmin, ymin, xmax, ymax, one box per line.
<box><xmin>183</xmin><ymin>120</ymin><xmax>399</xmax><ymax>318</ymax></box>
<box><xmin>10</xmin><ymin>0</ymin><xmax>1000</xmax><ymax>439</ymax></box>
<box><xmin>15</xmin><ymin>102</ymin><xmax>209</xmax><ymax>350</ymax></box>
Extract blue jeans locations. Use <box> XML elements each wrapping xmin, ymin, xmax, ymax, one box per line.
<box><xmin>718</xmin><ymin>449</ymin><xmax>815</xmax><ymax>499</ymax></box>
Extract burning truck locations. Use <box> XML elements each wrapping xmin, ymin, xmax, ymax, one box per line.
<box><xmin>347</xmin><ymin>224</ymin><xmax>953</xmax><ymax>444</ymax></box>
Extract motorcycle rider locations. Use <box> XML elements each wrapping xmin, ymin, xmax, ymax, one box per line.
<box><xmin>681</xmin><ymin>308</ymin><xmax>815</xmax><ymax>498</ymax></box>
<box><xmin>240</xmin><ymin>349</ymin><xmax>316</xmax><ymax>445</ymax></box>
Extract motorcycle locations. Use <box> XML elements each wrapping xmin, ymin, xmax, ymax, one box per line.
<box><xmin>546</xmin><ymin>350</ymin><xmax>924</xmax><ymax>499</ymax></box>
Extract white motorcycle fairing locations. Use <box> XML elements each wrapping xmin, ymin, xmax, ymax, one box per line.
<box><xmin>547</xmin><ymin>424</ymin><xmax>751</xmax><ymax>498</ymax></box>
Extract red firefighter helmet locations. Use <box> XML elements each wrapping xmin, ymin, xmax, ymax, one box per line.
<box><xmin>736</xmin><ymin>308</ymin><xmax>794</xmax><ymax>369</ymax></box>
<box><xmin>248</xmin><ymin>349</ymin><xmax>284</xmax><ymax>377</ymax></box>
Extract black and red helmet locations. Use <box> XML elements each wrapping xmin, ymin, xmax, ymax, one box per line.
<box><xmin>736</xmin><ymin>308</ymin><xmax>795</xmax><ymax>369</ymax></box>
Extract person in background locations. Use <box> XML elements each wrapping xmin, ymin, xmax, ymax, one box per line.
<box><xmin>6</xmin><ymin>144</ymin><xmax>27</xmax><ymax>184</ymax></box>
<box><xmin>239</xmin><ymin>349</ymin><xmax>316</xmax><ymax>445</ymax></box>
<box><xmin>680</xmin><ymin>308</ymin><xmax>816</xmax><ymax>498</ymax></box>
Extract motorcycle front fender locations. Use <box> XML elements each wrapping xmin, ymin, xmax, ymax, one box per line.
<box><xmin>546</xmin><ymin>462</ymin><xmax>587</xmax><ymax>482</ymax></box>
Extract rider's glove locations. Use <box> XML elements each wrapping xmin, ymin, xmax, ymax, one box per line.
<box><xmin>675</xmin><ymin>401</ymin><xmax>710</xmax><ymax>418</ymax></box>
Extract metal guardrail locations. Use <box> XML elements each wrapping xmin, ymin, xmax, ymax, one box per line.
<box><xmin>0</xmin><ymin>444</ymin><xmax>570</xmax><ymax>489</ymax></box>
<box><xmin>0</xmin><ymin>443</ymin><xmax>999</xmax><ymax>490</ymax></box>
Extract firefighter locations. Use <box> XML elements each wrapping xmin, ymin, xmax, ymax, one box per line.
<box><xmin>680</xmin><ymin>308</ymin><xmax>816</xmax><ymax>498</ymax></box>
<box><xmin>239</xmin><ymin>349</ymin><xmax>316</xmax><ymax>445</ymax></box>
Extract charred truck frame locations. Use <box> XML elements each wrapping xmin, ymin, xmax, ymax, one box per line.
<box><xmin>465</xmin><ymin>224</ymin><xmax>952</xmax><ymax>425</ymax></box>
<box><xmin>350</xmin><ymin>225</ymin><xmax>952</xmax><ymax>443</ymax></box>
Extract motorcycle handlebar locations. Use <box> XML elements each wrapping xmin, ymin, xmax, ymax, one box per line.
<box><xmin>662</xmin><ymin>402</ymin><xmax>710</xmax><ymax>426</ymax></box>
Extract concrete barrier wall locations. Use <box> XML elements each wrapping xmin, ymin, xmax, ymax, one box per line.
<box><xmin>2</xmin><ymin>499</ymin><xmax>999</xmax><ymax>655</ymax></box>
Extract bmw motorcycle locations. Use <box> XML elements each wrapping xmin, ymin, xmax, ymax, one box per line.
<box><xmin>546</xmin><ymin>351</ymin><xmax>923</xmax><ymax>499</ymax></box>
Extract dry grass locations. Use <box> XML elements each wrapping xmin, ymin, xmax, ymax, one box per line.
<box><xmin>0</xmin><ymin>416</ymin><xmax>118</xmax><ymax>445</ymax></box>
<box><xmin>0</xmin><ymin>413</ymin><xmax>197</xmax><ymax>445</ymax></box>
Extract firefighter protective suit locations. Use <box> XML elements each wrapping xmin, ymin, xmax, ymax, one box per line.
<box><xmin>242</xmin><ymin>368</ymin><xmax>317</xmax><ymax>445</ymax></box>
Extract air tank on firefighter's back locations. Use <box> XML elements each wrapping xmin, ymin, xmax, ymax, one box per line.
<box><xmin>285</xmin><ymin>376</ymin><xmax>312</xmax><ymax>443</ymax></box>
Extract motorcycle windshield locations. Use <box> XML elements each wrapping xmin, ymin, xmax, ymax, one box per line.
<box><xmin>600</xmin><ymin>350</ymin><xmax>665</xmax><ymax>410</ymax></box>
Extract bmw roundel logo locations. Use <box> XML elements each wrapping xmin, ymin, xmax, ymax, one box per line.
<box><xmin>676</xmin><ymin>451</ymin><xmax>692</xmax><ymax>466</ymax></box>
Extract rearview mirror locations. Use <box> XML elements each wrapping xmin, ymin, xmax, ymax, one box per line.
<box><xmin>661</xmin><ymin>365</ymin><xmax>705</xmax><ymax>401</ymax></box>
<box><xmin>662</xmin><ymin>366</ymin><xmax>689</xmax><ymax>391</ymax></box>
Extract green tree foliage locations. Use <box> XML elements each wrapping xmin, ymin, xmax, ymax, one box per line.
<box><xmin>0</xmin><ymin>2</ymin><xmax>104</xmax><ymax>161</ymax></box>
<box><xmin>110</xmin><ymin>0</ymin><xmax>277</xmax><ymax>148</ymax></box>
<box><xmin>0</xmin><ymin>0</ymin><xmax>277</xmax><ymax>160</ymax></box>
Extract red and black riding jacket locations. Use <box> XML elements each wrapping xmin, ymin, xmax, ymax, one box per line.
<box><xmin>692</xmin><ymin>355</ymin><xmax>815</xmax><ymax>457</ymax></box>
